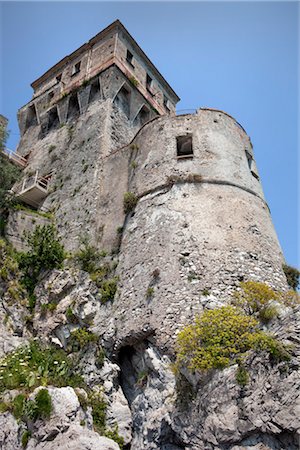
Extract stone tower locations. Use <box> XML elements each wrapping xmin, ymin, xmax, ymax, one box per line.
<box><xmin>8</xmin><ymin>20</ymin><xmax>287</xmax><ymax>350</ymax></box>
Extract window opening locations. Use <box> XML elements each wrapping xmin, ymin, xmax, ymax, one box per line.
<box><xmin>67</xmin><ymin>93</ymin><xmax>80</xmax><ymax>121</ymax></box>
<box><xmin>163</xmin><ymin>95</ymin><xmax>170</xmax><ymax>111</ymax></box>
<box><xmin>47</xmin><ymin>107</ymin><xmax>59</xmax><ymax>131</ymax></box>
<box><xmin>56</xmin><ymin>74</ymin><xmax>62</xmax><ymax>82</ymax></box>
<box><xmin>25</xmin><ymin>104</ymin><xmax>38</xmax><ymax>130</ymax></box>
<box><xmin>113</xmin><ymin>86</ymin><xmax>131</xmax><ymax>119</ymax></box>
<box><xmin>146</xmin><ymin>74</ymin><xmax>153</xmax><ymax>92</ymax></box>
<box><xmin>88</xmin><ymin>78</ymin><xmax>101</xmax><ymax>103</ymax></box>
<box><xmin>126</xmin><ymin>50</ymin><xmax>134</xmax><ymax>67</ymax></box>
<box><xmin>48</xmin><ymin>91</ymin><xmax>54</xmax><ymax>103</ymax></box>
<box><xmin>245</xmin><ymin>150</ymin><xmax>252</xmax><ymax>170</ymax></box>
<box><xmin>133</xmin><ymin>105</ymin><xmax>150</xmax><ymax>127</ymax></box>
<box><xmin>176</xmin><ymin>135</ymin><xmax>193</xmax><ymax>159</ymax></box>
<box><xmin>71</xmin><ymin>61</ymin><xmax>81</xmax><ymax>76</ymax></box>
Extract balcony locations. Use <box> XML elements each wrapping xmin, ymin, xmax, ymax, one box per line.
<box><xmin>13</xmin><ymin>171</ymin><xmax>50</xmax><ymax>208</ymax></box>
<box><xmin>2</xmin><ymin>148</ymin><xmax>28</xmax><ymax>168</ymax></box>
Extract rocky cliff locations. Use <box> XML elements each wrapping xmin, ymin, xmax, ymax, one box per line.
<box><xmin>0</xmin><ymin>230</ymin><xmax>299</xmax><ymax>449</ymax></box>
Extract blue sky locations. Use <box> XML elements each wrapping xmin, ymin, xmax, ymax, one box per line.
<box><xmin>0</xmin><ymin>1</ymin><xmax>299</xmax><ymax>267</ymax></box>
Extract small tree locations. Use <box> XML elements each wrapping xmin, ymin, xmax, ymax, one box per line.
<box><xmin>18</xmin><ymin>224</ymin><xmax>65</xmax><ymax>297</ymax></box>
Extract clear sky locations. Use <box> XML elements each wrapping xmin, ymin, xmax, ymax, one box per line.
<box><xmin>0</xmin><ymin>1</ymin><xmax>299</xmax><ymax>267</ymax></box>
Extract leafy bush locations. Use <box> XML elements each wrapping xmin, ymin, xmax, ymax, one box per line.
<box><xmin>12</xmin><ymin>389</ymin><xmax>52</xmax><ymax>424</ymax></box>
<box><xmin>17</xmin><ymin>224</ymin><xmax>65</xmax><ymax>300</ymax></box>
<box><xmin>236</xmin><ymin>365</ymin><xmax>249</xmax><ymax>387</ymax></box>
<box><xmin>0</xmin><ymin>341</ymin><xmax>83</xmax><ymax>394</ymax></box>
<box><xmin>104</xmin><ymin>425</ymin><xmax>124</xmax><ymax>449</ymax></box>
<box><xmin>21</xmin><ymin>430</ymin><xmax>31</xmax><ymax>448</ymax></box>
<box><xmin>146</xmin><ymin>287</ymin><xmax>154</xmax><ymax>298</ymax></box>
<box><xmin>123</xmin><ymin>192</ymin><xmax>138</xmax><ymax>214</ymax></box>
<box><xmin>100</xmin><ymin>278</ymin><xmax>118</xmax><ymax>303</ymax></box>
<box><xmin>90</xmin><ymin>392</ymin><xmax>107</xmax><ymax>434</ymax></box>
<box><xmin>69</xmin><ymin>328</ymin><xmax>98</xmax><ymax>352</ymax></box>
<box><xmin>74</xmin><ymin>238</ymin><xmax>106</xmax><ymax>273</ymax></box>
<box><xmin>12</xmin><ymin>394</ymin><xmax>26</xmax><ymax>419</ymax></box>
<box><xmin>0</xmin><ymin>239</ymin><xmax>27</xmax><ymax>304</ymax></box>
<box><xmin>283</xmin><ymin>264</ymin><xmax>300</xmax><ymax>291</ymax></box>
<box><xmin>233</xmin><ymin>281</ymin><xmax>279</xmax><ymax>323</ymax></box>
<box><xmin>175</xmin><ymin>306</ymin><xmax>290</xmax><ymax>373</ymax></box>
<box><xmin>34</xmin><ymin>388</ymin><xmax>52</xmax><ymax>419</ymax></box>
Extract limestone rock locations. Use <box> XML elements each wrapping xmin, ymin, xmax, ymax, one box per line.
<box><xmin>26</xmin><ymin>425</ymin><xmax>120</xmax><ymax>450</ymax></box>
<box><xmin>0</xmin><ymin>412</ymin><xmax>22</xmax><ymax>450</ymax></box>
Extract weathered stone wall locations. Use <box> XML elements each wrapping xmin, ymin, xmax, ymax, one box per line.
<box><xmin>6</xmin><ymin>210</ymin><xmax>51</xmax><ymax>251</ymax></box>
<box><xmin>93</xmin><ymin>110</ymin><xmax>287</xmax><ymax>352</ymax></box>
<box><xmin>14</xmin><ymin>98</ymin><xmax>134</xmax><ymax>252</ymax></box>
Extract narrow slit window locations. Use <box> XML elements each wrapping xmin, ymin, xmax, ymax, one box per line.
<box><xmin>88</xmin><ymin>78</ymin><xmax>101</xmax><ymax>103</ymax></box>
<box><xmin>113</xmin><ymin>85</ymin><xmax>131</xmax><ymax>119</ymax></box>
<box><xmin>48</xmin><ymin>91</ymin><xmax>54</xmax><ymax>102</ymax></box>
<box><xmin>176</xmin><ymin>135</ymin><xmax>193</xmax><ymax>159</ymax></box>
<box><xmin>133</xmin><ymin>105</ymin><xmax>150</xmax><ymax>127</ymax></box>
<box><xmin>163</xmin><ymin>95</ymin><xmax>170</xmax><ymax>111</ymax></box>
<box><xmin>146</xmin><ymin>74</ymin><xmax>153</xmax><ymax>92</ymax></box>
<box><xmin>72</xmin><ymin>61</ymin><xmax>81</xmax><ymax>76</ymax></box>
<box><xmin>245</xmin><ymin>150</ymin><xmax>252</xmax><ymax>170</ymax></box>
<box><xmin>67</xmin><ymin>93</ymin><xmax>80</xmax><ymax>120</ymax></box>
<box><xmin>25</xmin><ymin>104</ymin><xmax>38</xmax><ymax>130</ymax></box>
<box><xmin>126</xmin><ymin>50</ymin><xmax>134</xmax><ymax>67</ymax></box>
<box><xmin>48</xmin><ymin>107</ymin><xmax>60</xmax><ymax>131</ymax></box>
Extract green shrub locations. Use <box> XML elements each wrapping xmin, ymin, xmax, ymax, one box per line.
<box><xmin>12</xmin><ymin>394</ymin><xmax>26</xmax><ymax>419</ymax></box>
<box><xmin>100</xmin><ymin>278</ymin><xmax>118</xmax><ymax>303</ymax></box>
<box><xmin>259</xmin><ymin>304</ymin><xmax>279</xmax><ymax>324</ymax></box>
<box><xmin>21</xmin><ymin>430</ymin><xmax>31</xmax><ymax>448</ymax></box>
<box><xmin>233</xmin><ymin>281</ymin><xmax>280</xmax><ymax>323</ymax></box>
<box><xmin>0</xmin><ymin>341</ymin><xmax>83</xmax><ymax>394</ymax></box>
<box><xmin>17</xmin><ymin>224</ymin><xmax>65</xmax><ymax>301</ymax></box>
<box><xmin>283</xmin><ymin>264</ymin><xmax>300</xmax><ymax>290</ymax></box>
<box><xmin>123</xmin><ymin>192</ymin><xmax>138</xmax><ymax>214</ymax></box>
<box><xmin>66</xmin><ymin>306</ymin><xmax>77</xmax><ymax>324</ymax></box>
<box><xmin>234</xmin><ymin>281</ymin><xmax>279</xmax><ymax>313</ymax></box>
<box><xmin>146</xmin><ymin>287</ymin><xmax>154</xmax><ymax>298</ymax></box>
<box><xmin>90</xmin><ymin>263</ymin><xmax>111</xmax><ymax>287</ymax></box>
<box><xmin>236</xmin><ymin>365</ymin><xmax>249</xmax><ymax>387</ymax></box>
<box><xmin>91</xmin><ymin>393</ymin><xmax>107</xmax><ymax>434</ymax></box>
<box><xmin>69</xmin><ymin>328</ymin><xmax>98</xmax><ymax>352</ymax></box>
<box><xmin>175</xmin><ymin>306</ymin><xmax>290</xmax><ymax>373</ymax></box>
<box><xmin>34</xmin><ymin>388</ymin><xmax>52</xmax><ymax>419</ymax></box>
<box><xmin>104</xmin><ymin>425</ymin><xmax>124</xmax><ymax>449</ymax></box>
<box><xmin>129</xmin><ymin>76</ymin><xmax>138</xmax><ymax>87</ymax></box>
<box><xmin>0</xmin><ymin>401</ymin><xmax>10</xmax><ymax>413</ymax></box>
<box><xmin>74</xmin><ymin>238</ymin><xmax>106</xmax><ymax>273</ymax></box>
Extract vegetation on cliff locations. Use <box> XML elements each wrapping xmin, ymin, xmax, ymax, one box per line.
<box><xmin>175</xmin><ymin>305</ymin><xmax>290</xmax><ymax>374</ymax></box>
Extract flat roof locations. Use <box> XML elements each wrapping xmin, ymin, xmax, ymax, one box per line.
<box><xmin>31</xmin><ymin>20</ymin><xmax>180</xmax><ymax>102</ymax></box>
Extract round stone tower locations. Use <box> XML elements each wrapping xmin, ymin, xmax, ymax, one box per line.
<box><xmin>108</xmin><ymin>108</ymin><xmax>287</xmax><ymax>352</ymax></box>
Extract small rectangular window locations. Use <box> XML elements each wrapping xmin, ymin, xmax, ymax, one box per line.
<box><xmin>245</xmin><ymin>150</ymin><xmax>252</xmax><ymax>170</ymax></box>
<box><xmin>163</xmin><ymin>95</ymin><xmax>170</xmax><ymax>111</ymax></box>
<box><xmin>71</xmin><ymin>62</ymin><xmax>81</xmax><ymax>76</ymax></box>
<box><xmin>126</xmin><ymin>50</ymin><xmax>134</xmax><ymax>67</ymax></box>
<box><xmin>146</xmin><ymin>74</ymin><xmax>153</xmax><ymax>92</ymax></box>
<box><xmin>56</xmin><ymin>74</ymin><xmax>62</xmax><ymax>82</ymax></box>
<box><xmin>48</xmin><ymin>91</ymin><xmax>54</xmax><ymax>102</ymax></box>
<box><xmin>176</xmin><ymin>135</ymin><xmax>193</xmax><ymax>159</ymax></box>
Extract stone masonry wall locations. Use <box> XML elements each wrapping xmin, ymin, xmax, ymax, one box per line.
<box><xmin>91</xmin><ymin>110</ymin><xmax>287</xmax><ymax>353</ymax></box>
